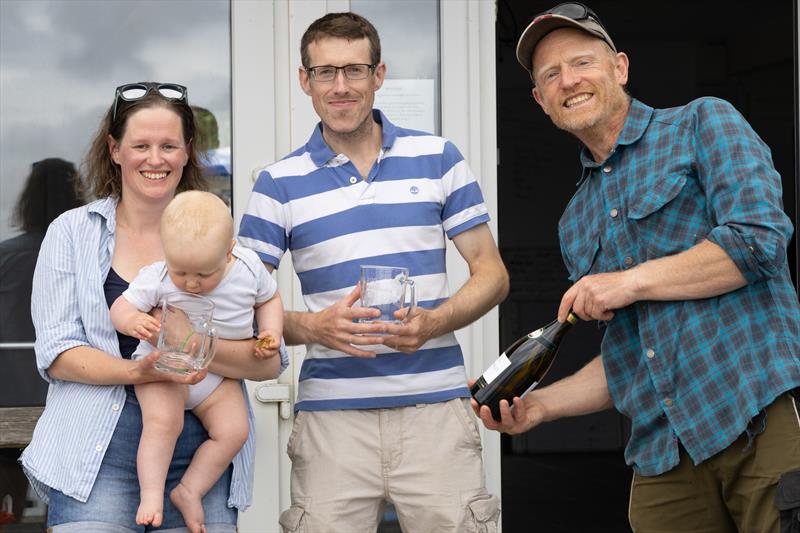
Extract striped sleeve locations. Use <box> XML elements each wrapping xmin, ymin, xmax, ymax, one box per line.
<box><xmin>31</xmin><ymin>214</ymin><xmax>90</xmax><ymax>381</ymax></box>
<box><xmin>439</xmin><ymin>140</ymin><xmax>489</xmax><ymax>238</ymax></box>
<box><xmin>239</xmin><ymin>169</ymin><xmax>289</xmax><ymax>268</ymax></box>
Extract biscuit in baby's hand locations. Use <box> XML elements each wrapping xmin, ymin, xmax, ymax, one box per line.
<box><xmin>255</xmin><ymin>335</ymin><xmax>276</xmax><ymax>350</ymax></box>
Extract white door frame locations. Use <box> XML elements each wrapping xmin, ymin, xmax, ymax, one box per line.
<box><xmin>231</xmin><ymin>1</ymin><xmax>501</xmax><ymax>530</ymax></box>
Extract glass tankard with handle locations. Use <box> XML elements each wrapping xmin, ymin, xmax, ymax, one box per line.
<box><xmin>155</xmin><ymin>292</ymin><xmax>217</xmax><ymax>374</ymax></box>
<box><xmin>358</xmin><ymin>265</ymin><xmax>416</xmax><ymax>328</ymax></box>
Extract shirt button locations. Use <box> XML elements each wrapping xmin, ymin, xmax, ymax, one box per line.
<box><xmin>95</xmin><ymin>444</ymin><xmax>103</xmax><ymax>452</ymax></box>
<box><xmin>646</xmin><ymin>349</ymin><xmax>655</xmax><ymax>359</ymax></box>
<box><xmin>624</xmin><ymin>256</ymin><xmax>634</xmax><ymax>266</ymax></box>
<box><xmin>111</xmin><ymin>403</ymin><xmax>120</xmax><ymax>411</ymax></box>
<box><xmin>663</xmin><ymin>398</ymin><xmax>673</xmax><ymax>407</ymax></box>
<box><xmin>603</xmin><ymin>165</ymin><xmax>612</xmax><ymax>173</ymax></box>
<box><xmin>609</xmin><ymin>208</ymin><xmax>619</xmax><ymax>218</ymax></box>
<box><xmin>349</xmin><ymin>176</ymin><xmax>357</xmax><ymax>184</ymax></box>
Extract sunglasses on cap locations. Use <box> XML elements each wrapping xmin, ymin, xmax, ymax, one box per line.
<box><xmin>516</xmin><ymin>2</ymin><xmax>616</xmax><ymax>78</ymax></box>
<box><xmin>533</xmin><ymin>2</ymin><xmax>607</xmax><ymax>29</ymax></box>
<box><xmin>112</xmin><ymin>82</ymin><xmax>188</xmax><ymax>121</ymax></box>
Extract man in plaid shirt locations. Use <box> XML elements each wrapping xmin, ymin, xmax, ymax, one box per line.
<box><xmin>475</xmin><ymin>3</ymin><xmax>800</xmax><ymax>531</ymax></box>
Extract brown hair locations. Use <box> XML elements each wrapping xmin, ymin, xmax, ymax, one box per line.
<box><xmin>80</xmin><ymin>84</ymin><xmax>207</xmax><ymax>200</ymax></box>
<box><xmin>300</xmin><ymin>12</ymin><xmax>381</xmax><ymax>68</ymax></box>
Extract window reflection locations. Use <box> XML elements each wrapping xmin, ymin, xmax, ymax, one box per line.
<box><xmin>0</xmin><ymin>1</ymin><xmax>231</xmax><ymax>527</ymax></box>
<box><xmin>352</xmin><ymin>0</ymin><xmax>441</xmax><ymax>135</ymax></box>
<box><xmin>0</xmin><ymin>0</ymin><xmax>231</xmax><ymax>387</ymax></box>
<box><xmin>0</xmin><ymin>0</ymin><xmax>232</xmax><ymax>242</ymax></box>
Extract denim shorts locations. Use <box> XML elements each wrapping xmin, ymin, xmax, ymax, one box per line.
<box><xmin>47</xmin><ymin>392</ymin><xmax>237</xmax><ymax>532</ymax></box>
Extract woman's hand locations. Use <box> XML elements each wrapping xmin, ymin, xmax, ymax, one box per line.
<box><xmin>133</xmin><ymin>351</ymin><xmax>207</xmax><ymax>385</ymax></box>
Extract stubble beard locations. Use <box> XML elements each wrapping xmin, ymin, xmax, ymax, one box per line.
<box><xmin>323</xmin><ymin>108</ymin><xmax>374</xmax><ymax>145</ymax></box>
<box><xmin>553</xmin><ymin>85</ymin><xmax>629</xmax><ymax>135</ymax></box>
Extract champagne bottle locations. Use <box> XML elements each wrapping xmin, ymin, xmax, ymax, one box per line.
<box><xmin>471</xmin><ymin>312</ymin><xmax>578</xmax><ymax>421</ymax></box>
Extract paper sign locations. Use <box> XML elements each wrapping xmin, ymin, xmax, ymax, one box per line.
<box><xmin>374</xmin><ymin>79</ymin><xmax>436</xmax><ymax>133</ymax></box>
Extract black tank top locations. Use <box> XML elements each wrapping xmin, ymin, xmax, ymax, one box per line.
<box><xmin>103</xmin><ymin>267</ymin><xmax>139</xmax><ymax>360</ymax></box>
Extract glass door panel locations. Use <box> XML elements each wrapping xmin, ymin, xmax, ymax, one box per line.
<box><xmin>0</xmin><ymin>1</ymin><xmax>231</xmax><ymax>528</ymax></box>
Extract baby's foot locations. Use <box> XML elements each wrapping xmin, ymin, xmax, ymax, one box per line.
<box><xmin>170</xmin><ymin>482</ymin><xmax>206</xmax><ymax>533</ymax></box>
<box><xmin>136</xmin><ymin>490</ymin><xmax>163</xmax><ymax>527</ymax></box>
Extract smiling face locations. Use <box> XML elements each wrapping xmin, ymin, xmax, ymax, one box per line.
<box><xmin>108</xmin><ymin>106</ymin><xmax>188</xmax><ymax>205</ymax></box>
<box><xmin>531</xmin><ymin>28</ymin><xmax>629</xmax><ymax>135</ymax></box>
<box><xmin>299</xmin><ymin>36</ymin><xmax>385</xmax><ymax>140</ymax></box>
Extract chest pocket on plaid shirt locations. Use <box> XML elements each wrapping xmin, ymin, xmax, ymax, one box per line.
<box><xmin>626</xmin><ymin>172</ymin><xmax>705</xmax><ymax>258</ymax></box>
<box><xmin>627</xmin><ymin>173</ymin><xmax>686</xmax><ymax>219</ymax></box>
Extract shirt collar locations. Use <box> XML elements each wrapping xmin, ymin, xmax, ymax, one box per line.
<box><xmin>87</xmin><ymin>196</ymin><xmax>119</xmax><ymax>233</ymax></box>
<box><xmin>306</xmin><ymin>109</ymin><xmax>398</xmax><ymax>167</ymax></box>
<box><xmin>576</xmin><ymin>98</ymin><xmax>654</xmax><ymax>186</ymax></box>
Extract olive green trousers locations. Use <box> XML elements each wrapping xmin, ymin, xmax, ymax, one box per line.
<box><xmin>629</xmin><ymin>392</ymin><xmax>800</xmax><ymax>533</ymax></box>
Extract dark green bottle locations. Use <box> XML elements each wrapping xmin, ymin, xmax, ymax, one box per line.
<box><xmin>471</xmin><ymin>312</ymin><xmax>578</xmax><ymax>420</ymax></box>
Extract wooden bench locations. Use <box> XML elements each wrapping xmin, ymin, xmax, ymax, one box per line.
<box><xmin>0</xmin><ymin>407</ymin><xmax>43</xmax><ymax>449</ymax></box>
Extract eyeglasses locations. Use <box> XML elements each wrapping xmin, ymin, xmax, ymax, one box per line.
<box><xmin>305</xmin><ymin>64</ymin><xmax>376</xmax><ymax>82</ymax></box>
<box><xmin>533</xmin><ymin>2</ymin><xmax>607</xmax><ymax>33</ymax></box>
<box><xmin>112</xmin><ymin>82</ymin><xmax>187</xmax><ymax>120</ymax></box>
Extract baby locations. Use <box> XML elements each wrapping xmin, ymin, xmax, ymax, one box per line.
<box><xmin>110</xmin><ymin>190</ymin><xmax>283</xmax><ymax>532</ymax></box>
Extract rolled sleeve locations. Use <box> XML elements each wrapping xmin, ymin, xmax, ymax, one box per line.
<box><xmin>706</xmin><ymin>224</ymin><xmax>785</xmax><ymax>284</ymax></box>
<box><xmin>694</xmin><ymin>98</ymin><xmax>793</xmax><ymax>283</ymax></box>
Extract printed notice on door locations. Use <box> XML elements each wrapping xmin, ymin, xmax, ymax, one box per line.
<box><xmin>375</xmin><ymin>79</ymin><xmax>435</xmax><ymax>133</ymax></box>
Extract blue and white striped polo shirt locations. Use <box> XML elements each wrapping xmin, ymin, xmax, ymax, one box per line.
<box><xmin>239</xmin><ymin>110</ymin><xmax>490</xmax><ymax>411</ymax></box>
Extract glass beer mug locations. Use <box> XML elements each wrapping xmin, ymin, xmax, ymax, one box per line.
<box><xmin>358</xmin><ymin>265</ymin><xmax>416</xmax><ymax>327</ymax></box>
<box><xmin>155</xmin><ymin>292</ymin><xmax>217</xmax><ymax>373</ymax></box>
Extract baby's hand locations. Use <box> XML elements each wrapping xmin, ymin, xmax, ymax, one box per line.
<box><xmin>254</xmin><ymin>330</ymin><xmax>280</xmax><ymax>360</ymax></box>
<box><xmin>130</xmin><ymin>313</ymin><xmax>161</xmax><ymax>341</ymax></box>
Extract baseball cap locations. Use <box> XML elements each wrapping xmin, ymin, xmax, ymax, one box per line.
<box><xmin>516</xmin><ymin>2</ymin><xmax>616</xmax><ymax>75</ymax></box>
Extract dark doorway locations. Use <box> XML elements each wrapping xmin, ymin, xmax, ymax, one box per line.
<box><xmin>495</xmin><ymin>1</ymin><xmax>798</xmax><ymax>532</ymax></box>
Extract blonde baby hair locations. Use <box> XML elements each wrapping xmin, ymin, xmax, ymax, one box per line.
<box><xmin>160</xmin><ymin>191</ymin><xmax>233</xmax><ymax>256</ymax></box>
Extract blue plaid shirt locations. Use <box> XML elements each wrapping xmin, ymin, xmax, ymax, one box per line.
<box><xmin>559</xmin><ymin>97</ymin><xmax>800</xmax><ymax>476</ymax></box>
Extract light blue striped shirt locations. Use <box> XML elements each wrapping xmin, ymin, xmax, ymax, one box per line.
<box><xmin>21</xmin><ymin>197</ymin><xmax>272</xmax><ymax>510</ymax></box>
<box><xmin>239</xmin><ymin>110</ymin><xmax>490</xmax><ymax>411</ymax></box>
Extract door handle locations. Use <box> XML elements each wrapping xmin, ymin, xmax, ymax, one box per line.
<box><xmin>254</xmin><ymin>382</ymin><xmax>292</xmax><ymax>420</ymax></box>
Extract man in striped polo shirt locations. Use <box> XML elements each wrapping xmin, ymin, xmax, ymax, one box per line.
<box><xmin>239</xmin><ymin>11</ymin><xmax>509</xmax><ymax>533</ymax></box>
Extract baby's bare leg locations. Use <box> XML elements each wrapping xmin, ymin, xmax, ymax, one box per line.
<box><xmin>135</xmin><ymin>381</ymin><xmax>187</xmax><ymax>527</ymax></box>
<box><xmin>170</xmin><ymin>378</ymin><xmax>248</xmax><ymax>533</ymax></box>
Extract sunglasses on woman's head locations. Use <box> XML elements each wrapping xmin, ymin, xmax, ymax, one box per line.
<box><xmin>112</xmin><ymin>82</ymin><xmax>187</xmax><ymax>121</ymax></box>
